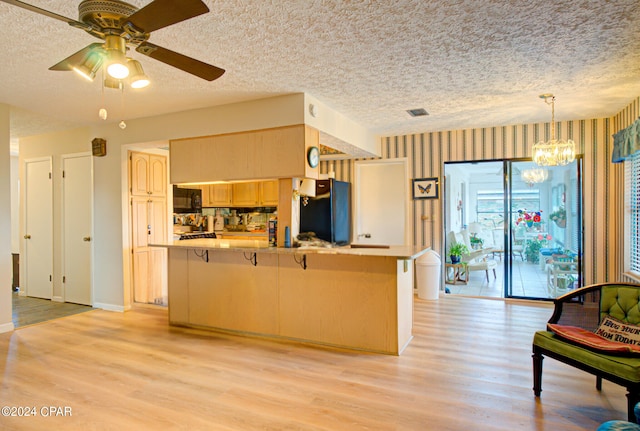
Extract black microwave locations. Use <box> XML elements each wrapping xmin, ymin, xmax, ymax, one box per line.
<box><xmin>173</xmin><ymin>186</ymin><xmax>202</xmax><ymax>213</ymax></box>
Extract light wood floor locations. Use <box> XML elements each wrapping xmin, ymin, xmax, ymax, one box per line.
<box><xmin>0</xmin><ymin>296</ymin><xmax>627</xmax><ymax>430</ymax></box>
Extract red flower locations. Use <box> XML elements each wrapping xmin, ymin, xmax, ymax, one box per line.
<box><xmin>533</xmin><ymin>214</ymin><xmax>541</xmax><ymax>223</ymax></box>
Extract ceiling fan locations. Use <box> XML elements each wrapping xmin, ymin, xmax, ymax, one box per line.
<box><xmin>0</xmin><ymin>0</ymin><xmax>225</xmax><ymax>88</ymax></box>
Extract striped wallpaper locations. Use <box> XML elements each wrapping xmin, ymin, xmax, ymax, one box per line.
<box><xmin>321</xmin><ymin>98</ymin><xmax>640</xmax><ymax>286</ymax></box>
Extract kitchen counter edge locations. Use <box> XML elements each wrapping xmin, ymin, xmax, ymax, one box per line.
<box><xmin>150</xmin><ymin>240</ymin><xmax>431</xmax><ymax>260</ymax></box>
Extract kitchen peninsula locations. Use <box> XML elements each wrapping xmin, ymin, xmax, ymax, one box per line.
<box><xmin>152</xmin><ymin>239</ymin><xmax>430</xmax><ymax>355</ymax></box>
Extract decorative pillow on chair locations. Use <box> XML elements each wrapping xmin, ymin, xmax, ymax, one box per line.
<box><xmin>595</xmin><ymin>316</ymin><xmax>640</xmax><ymax>346</ymax></box>
<box><xmin>548</xmin><ymin>317</ymin><xmax>640</xmax><ymax>355</ymax></box>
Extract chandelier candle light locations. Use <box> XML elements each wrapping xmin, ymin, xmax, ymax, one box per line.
<box><xmin>532</xmin><ymin>94</ymin><xmax>577</xmax><ymax>166</ymax></box>
<box><xmin>521</xmin><ymin>168</ymin><xmax>548</xmax><ymax>185</ymax></box>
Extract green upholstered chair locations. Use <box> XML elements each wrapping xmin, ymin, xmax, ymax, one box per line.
<box><xmin>532</xmin><ymin>282</ymin><xmax>640</xmax><ymax>422</ymax></box>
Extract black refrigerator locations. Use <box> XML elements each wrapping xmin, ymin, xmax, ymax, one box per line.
<box><xmin>300</xmin><ymin>179</ymin><xmax>351</xmax><ymax>245</ymax></box>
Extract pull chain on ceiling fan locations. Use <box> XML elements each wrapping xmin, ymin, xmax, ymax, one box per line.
<box><xmin>1</xmin><ymin>0</ymin><xmax>226</xmax><ymax>89</ymax></box>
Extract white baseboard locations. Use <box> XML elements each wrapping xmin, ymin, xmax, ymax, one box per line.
<box><xmin>52</xmin><ymin>296</ymin><xmax>63</xmax><ymax>303</ymax></box>
<box><xmin>93</xmin><ymin>303</ymin><xmax>129</xmax><ymax>312</ymax></box>
<box><xmin>0</xmin><ymin>322</ymin><xmax>15</xmax><ymax>333</ymax></box>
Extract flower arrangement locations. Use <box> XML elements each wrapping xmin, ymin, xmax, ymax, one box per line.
<box><xmin>516</xmin><ymin>209</ymin><xmax>543</xmax><ymax>227</ymax></box>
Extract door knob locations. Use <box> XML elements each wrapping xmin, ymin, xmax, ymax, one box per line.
<box><xmin>83</xmin><ymin>236</ymin><xmax>91</xmax><ymax>242</ymax></box>
<box><xmin>24</xmin><ymin>234</ymin><xmax>31</xmax><ymax>239</ymax></box>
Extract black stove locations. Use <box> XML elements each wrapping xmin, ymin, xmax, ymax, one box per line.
<box><xmin>178</xmin><ymin>232</ymin><xmax>217</xmax><ymax>240</ymax></box>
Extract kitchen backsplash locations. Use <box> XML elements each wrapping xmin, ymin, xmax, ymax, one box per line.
<box><xmin>175</xmin><ymin>206</ymin><xmax>276</xmax><ymax>232</ymax></box>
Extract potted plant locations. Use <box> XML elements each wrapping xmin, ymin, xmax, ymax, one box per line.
<box><xmin>549</xmin><ymin>207</ymin><xmax>567</xmax><ymax>228</ymax></box>
<box><xmin>448</xmin><ymin>243</ymin><xmax>469</xmax><ymax>264</ymax></box>
<box><xmin>469</xmin><ymin>235</ymin><xmax>484</xmax><ymax>249</ymax></box>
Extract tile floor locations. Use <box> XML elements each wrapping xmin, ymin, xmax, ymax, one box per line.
<box><xmin>445</xmin><ymin>254</ymin><xmax>571</xmax><ymax>299</ymax></box>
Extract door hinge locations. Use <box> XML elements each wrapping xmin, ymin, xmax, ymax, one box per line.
<box><xmin>63</xmin><ymin>276</ymin><xmax>66</xmax><ymax>283</ymax></box>
<box><xmin>49</xmin><ymin>172</ymin><xmax>52</xmax><ymax>180</ymax></box>
<box><xmin>49</xmin><ymin>275</ymin><xmax>52</xmax><ymax>282</ymax></box>
<box><xmin>62</xmin><ymin>170</ymin><xmax>65</xmax><ymax>178</ymax></box>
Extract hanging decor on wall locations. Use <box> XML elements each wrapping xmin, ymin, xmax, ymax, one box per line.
<box><xmin>532</xmin><ymin>94</ymin><xmax>577</xmax><ymax>166</ymax></box>
<box><xmin>412</xmin><ymin>177</ymin><xmax>439</xmax><ymax>200</ymax></box>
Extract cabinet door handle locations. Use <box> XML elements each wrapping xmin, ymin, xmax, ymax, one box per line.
<box><xmin>24</xmin><ymin>234</ymin><xmax>31</xmax><ymax>239</ymax></box>
<box><xmin>83</xmin><ymin>236</ymin><xmax>91</xmax><ymax>242</ymax></box>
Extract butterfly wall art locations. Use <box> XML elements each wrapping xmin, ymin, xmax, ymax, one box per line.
<box><xmin>412</xmin><ymin>177</ymin><xmax>439</xmax><ymax>200</ymax></box>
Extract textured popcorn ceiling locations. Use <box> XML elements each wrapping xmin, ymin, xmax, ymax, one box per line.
<box><xmin>1</xmin><ymin>0</ymin><xmax>640</xmax><ymax>152</ymax></box>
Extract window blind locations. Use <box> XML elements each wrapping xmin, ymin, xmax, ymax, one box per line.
<box><xmin>627</xmin><ymin>152</ymin><xmax>640</xmax><ymax>274</ymax></box>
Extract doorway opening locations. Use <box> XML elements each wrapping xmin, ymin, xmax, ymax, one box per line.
<box><xmin>443</xmin><ymin>159</ymin><xmax>582</xmax><ymax>299</ymax></box>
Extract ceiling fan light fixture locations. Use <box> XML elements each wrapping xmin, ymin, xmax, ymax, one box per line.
<box><xmin>128</xmin><ymin>59</ymin><xmax>150</xmax><ymax>89</ymax></box>
<box><xmin>104</xmin><ymin>35</ymin><xmax>129</xmax><ymax>79</ymax></box>
<box><xmin>106</xmin><ymin>52</ymin><xmax>129</xmax><ymax>79</ymax></box>
<box><xmin>103</xmin><ymin>75</ymin><xmax>123</xmax><ymax>90</ymax></box>
<box><xmin>72</xmin><ymin>52</ymin><xmax>103</xmax><ymax>81</ymax></box>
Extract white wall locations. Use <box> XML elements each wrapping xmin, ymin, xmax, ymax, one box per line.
<box><xmin>304</xmin><ymin>94</ymin><xmax>378</xmax><ymax>157</ymax></box>
<box><xmin>10</xmin><ymin>155</ymin><xmax>19</xmax><ymax>253</ymax></box>
<box><xmin>0</xmin><ymin>104</ymin><xmax>13</xmax><ymax>332</ymax></box>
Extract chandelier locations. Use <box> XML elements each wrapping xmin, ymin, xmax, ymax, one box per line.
<box><xmin>521</xmin><ymin>168</ymin><xmax>548</xmax><ymax>186</ymax></box>
<box><xmin>532</xmin><ymin>94</ymin><xmax>576</xmax><ymax>166</ymax></box>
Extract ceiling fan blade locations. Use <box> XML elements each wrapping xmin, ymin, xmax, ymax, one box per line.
<box><xmin>136</xmin><ymin>42</ymin><xmax>225</xmax><ymax>81</ymax></box>
<box><xmin>0</xmin><ymin>0</ymin><xmax>91</xmax><ymax>31</ymax></box>
<box><xmin>49</xmin><ymin>43</ymin><xmax>104</xmax><ymax>71</ymax></box>
<box><xmin>125</xmin><ymin>0</ymin><xmax>209</xmax><ymax>33</ymax></box>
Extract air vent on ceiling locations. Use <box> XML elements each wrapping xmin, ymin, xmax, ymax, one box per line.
<box><xmin>406</xmin><ymin>108</ymin><xmax>429</xmax><ymax>117</ymax></box>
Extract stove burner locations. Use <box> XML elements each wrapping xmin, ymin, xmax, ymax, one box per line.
<box><xmin>179</xmin><ymin>232</ymin><xmax>217</xmax><ymax>240</ymax></box>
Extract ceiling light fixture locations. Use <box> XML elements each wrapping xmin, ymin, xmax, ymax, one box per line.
<box><xmin>104</xmin><ymin>35</ymin><xmax>129</xmax><ymax>79</ymax></box>
<box><xmin>128</xmin><ymin>59</ymin><xmax>150</xmax><ymax>89</ymax></box>
<box><xmin>521</xmin><ymin>168</ymin><xmax>548</xmax><ymax>186</ymax></box>
<box><xmin>72</xmin><ymin>51</ymin><xmax>103</xmax><ymax>81</ymax></box>
<box><xmin>532</xmin><ymin>94</ymin><xmax>576</xmax><ymax>166</ymax></box>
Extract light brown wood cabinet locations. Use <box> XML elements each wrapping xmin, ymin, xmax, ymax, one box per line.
<box><xmin>129</xmin><ymin>151</ymin><xmax>167</xmax><ymax>305</ymax></box>
<box><xmin>232</xmin><ymin>182</ymin><xmax>260</xmax><ymax>206</ymax></box>
<box><xmin>131</xmin><ymin>196</ymin><xmax>167</xmax><ymax>304</ymax></box>
<box><xmin>170</xmin><ymin>125</ymin><xmax>319</xmax><ymax>184</ymax></box>
<box><xmin>200</xmin><ymin>180</ymin><xmax>278</xmax><ymax>208</ymax></box>
<box><xmin>130</xmin><ymin>152</ymin><xmax>166</xmax><ymax>197</ymax></box>
<box><xmin>259</xmin><ymin>180</ymin><xmax>279</xmax><ymax>206</ymax></box>
<box><xmin>202</xmin><ymin>184</ymin><xmax>232</xmax><ymax>207</ymax></box>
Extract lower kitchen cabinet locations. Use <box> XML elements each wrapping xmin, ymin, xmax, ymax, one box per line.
<box><xmin>169</xmin><ymin>249</ymin><xmax>279</xmax><ymax>333</ymax></box>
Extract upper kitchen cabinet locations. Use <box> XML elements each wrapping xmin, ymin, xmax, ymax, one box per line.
<box><xmin>130</xmin><ymin>151</ymin><xmax>166</xmax><ymax>197</ymax></box>
<box><xmin>170</xmin><ymin>125</ymin><xmax>319</xmax><ymax>184</ymax></box>
<box><xmin>232</xmin><ymin>182</ymin><xmax>260</xmax><ymax>206</ymax></box>
<box><xmin>260</xmin><ymin>180</ymin><xmax>279</xmax><ymax>206</ymax></box>
<box><xmin>203</xmin><ymin>184</ymin><xmax>232</xmax><ymax>207</ymax></box>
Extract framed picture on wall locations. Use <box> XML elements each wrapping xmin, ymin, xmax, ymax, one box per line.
<box><xmin>412</xmin><ymin>177</ymin><xmax>439</xmax><ymax>200</ymax></box>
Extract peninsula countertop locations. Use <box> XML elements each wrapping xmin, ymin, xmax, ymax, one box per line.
<box><xmin>150</xmin><ymin>239</ymin><xmax>431</xmax><ymax>260</ymax></box>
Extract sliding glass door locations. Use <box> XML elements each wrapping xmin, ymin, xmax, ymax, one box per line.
<box><xmin>443</xmin><ymin>159</ymin><xmax>582</xmax><ymax>299</ymax></box>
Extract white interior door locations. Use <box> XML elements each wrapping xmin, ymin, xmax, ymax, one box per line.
<box><xmin>353</xmin><ymin>159</ymin><xmax>409</xmax><ymax>246</ymax></box>
<box><xmin>24</xmin><ymin>157</ymin><xmax>53</xmax><ymax>299</ymax></box>
<box><xmin>62</xmin><ymin>154</ymin><xmax>93</xmax><ymax>305</ymax></box>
